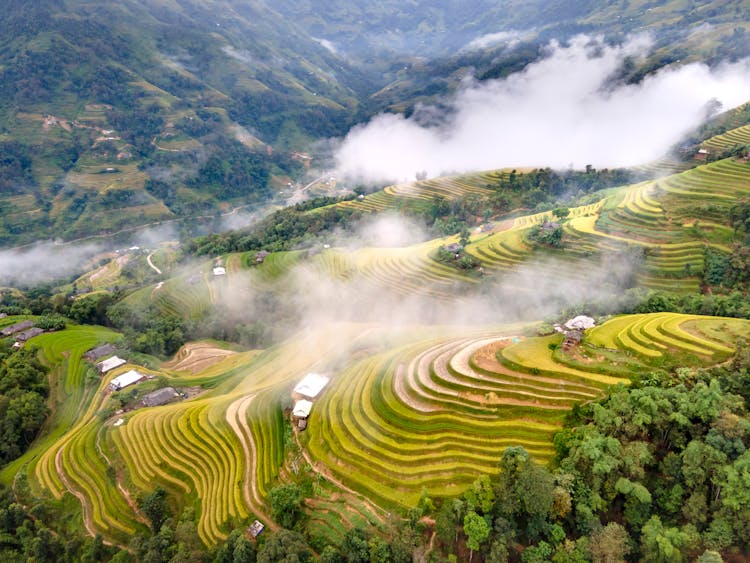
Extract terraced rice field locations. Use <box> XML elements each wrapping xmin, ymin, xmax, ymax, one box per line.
<box><xmin>466</xmin><ymin>228</ymin><xmax>530</xmax><ymax>270</ymax></box>
<box><xmin>353</xmin><ymin>241</ymin><xmax>477</xmax><ymax>299</ymax></box>
<box><xmin>110</xmin><ymin>397</ymin><xmax>250</xmax><ymax>544</ymax></box>
<box><xmin>587</xmin><ymin>312</ymin><xmax>749</xmax><ymax>362</ymax></box>
<box><xmin>465</xmin><ymin>199</ymin><xmax>604</xmax><ymax>276</ymax></box>
<box><xmin>65</xmin><ymin>162</ymin><xmax>148</xmax><ymax>192</ymax></box>
<box><xmin>304</xmin><ymin>328</ymin><xmax>626</xmax><ymax>507</ymax></box>
<box><xmin>0</xmin><ymin>326</ymin><xmax>135</xmax><ymax>540</ymax></box>
<box><xmin>121</xmin><ymin>158</ymin><xmax>750</xmax><ymax>322</ymax></box>
<box><xmin>336</xmin><ymin>169</ymin><xmax>514</xmax><ymax>213</ymax></box>
<box><xmin>75</xmin><ymin>254</ymin><xmax>132</xmax><ymax>290</ymax></box>
<box><xmin>304</xmin><ymin>479</ymin><xmax>386</xmax><ymax>547</ymax></box>
<box><xmin>149</xmin><ymin>274</ymin><xmax>213</xmax><ymax>319</ymax></box>
<box><xmin>28</xmin><ymin>325</ymin><xmax>368</xmax><ymax>545</ymax></box>
<box><xmin>305</xmin><ymin>314</ymin><xmax>749</xmax><ymax>507</ymax></box>
<box><xmin>702</xmin><ymin>123</ymin><xmax>750</xmax><ymax>153</ymax></box>
<box><xmin>10</xmin><ymin>311</ymin><xmax>750</xmax><ymax>547</ymax></box>
<box><xmin>557</xmin><ymin>157</ymin><xmax>750</xmax><ymax>292</ymax></box>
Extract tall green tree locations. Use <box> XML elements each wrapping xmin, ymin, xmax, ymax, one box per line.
<box><xmin>463</xmin><ymin>511</ymin><xmax>490</xmax><ymax>562</ymax></box>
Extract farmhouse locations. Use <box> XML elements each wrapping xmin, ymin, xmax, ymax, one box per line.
<box><xmin>293</xmin><ymin>373</ymin><xmax>330</xmax><ymax>399</ymax></box>
<box><xmin>1</xmin><ymin>320</ymin><xmax>34</xmax><ymax>337</ymax></box>
<box><xmin>564</xmin><ymin>315</ymin><xmax>596</xmax><ymax>331</ymax></box>
<box><xmin>84</xmin><ymin>343</ymin><xmax>117</xmax><ymax>362</ymax></box>
<box><xmin>109</xmin><ymin>369</ymin><xmax>146</xmax><ymax>391</ymax></box>
<box><xmin>292</xmin><ymin>399</ymin><xmax>313</xmax><ymax>430</ymax></box>
<box><xmin>255</xmin><ymin>250</ymin><xmax>269</xmax><ymax>264</ymax></box>
<box><xmin>443</xmin><ymin>242</ymin><xmax>461</xmax><ymax>258</ymax></box>
<box><xmin>695</xmin><ymin>148</ymin><xmax>710</xmax><ymax>161</ymax></box>
<box><xmin>212</xmin><ymin>266</ymin><xmax>226</xmax><ymax>276</ymax></box>
<box><xmin>142</xmin><ymin>387</ymin><xmax>179</xmax><ymax>407</ymax></box>
<box><xmin>97</xmin><ymin>356</ymin><xmax>127</xmax><ymax>374</ymax></box>
<box><xmin>562</xmin><ymin>330</ymin><xmax>583</xmax><ymax>352</ymax></box>
<box><xmin>248</xmin><ymin>520</ymin><xmax>265</xmax><ymax>538</ymax></box>
<box><xmin>16</xmin><ymin>327</ymin><xmax>44</xmax><ymax>343</ymax></box>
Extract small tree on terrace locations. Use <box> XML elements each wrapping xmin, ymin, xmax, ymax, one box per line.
<box><xmin>269</xmin><ymin>483</ymin><xmax>303</xmax><ymax>529</ymax></box>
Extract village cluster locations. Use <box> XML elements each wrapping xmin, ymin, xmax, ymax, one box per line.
<box><xmin>84</xmin><ymin>342</ymin><xmax>181</xmax><ymax>408</ymax></box>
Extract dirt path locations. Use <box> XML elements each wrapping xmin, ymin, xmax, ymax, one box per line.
<box><xmin>151</xmin><ymin>281</ymin><xmax>164</xmax><ymax>298</ymax></box>
<box><xmin>146</xmin><ymin>251</ymin><xmax>162</xmax><ymax>275</ymax></box>
<box><xmin>164</xmin><ymin>342</ymin><xmax>237</xmax><ymax>374</ymax></box>
<box><xmin>225</xmin><ymin>394</ymin><xmax>279</xmax><ymax>531</ymax></box>
<box><xmin>95</xmin><ymin>425</ymin><xmax>149</xmax><ymax>526</ymax></box>
<box><xmin>55</xmin><ymin>448</ymin><xmax>101</xmax><ymax>541</ymax></box>
<box><xmin>293</xmin><ymin>431</ymin><xmax>388</xmax><ymax>524</ymax></box>
<box><xmin>152</xmin><ymin>135</ymin><xmax>183</xmax><ymax>152</ymax></box>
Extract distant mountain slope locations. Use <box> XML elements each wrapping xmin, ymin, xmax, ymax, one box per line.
<box><xmin>271</xmin><ymin>0</ymin><xmax>750</xmax><ymax>59</ymax></box>
<box><xmin>0</xmin><ymin>0</ymin><xmax>366</xmax><ymax>246</ymax></box>
<box><xmin>0</xmin><ymin>0</ymin><xmax>748</xmax><ymax>248</ymax></box>
<box><xmin>312</xmin><ymin>0</ymin><xmax>750</xmax><ymax>111</ymax></box>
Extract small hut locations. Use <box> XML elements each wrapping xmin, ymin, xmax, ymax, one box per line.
<box><xmin>562</xmin><ymin>330</ymin><xmax>583</xmax><ymax>352</ymax></box>
<box><xmin>109</xmin><ymin>370</ymin><xmax>146</xmax><ymax>392</ymax></box>
<box><xmin>16</xmin><ymin>327</ymin><xmax>44</xmax><ymax>343</ymax></box>
<box><xmin>293</xmin><ymin>373</ymin><xmax>329</xmax><ymax>400</ymax></box>
<box><xmin>142</xmin><ymin>387</ymin><xmax>179</xmax><ymax>407</ymax></box>
<box><xmin>97</xmin><ymin>356</ymin><xmax>127</xmax><ymax>374</ymax></box>
<box><xmin>84</xmin><ymin>343</ymin><xmax>117</xmax><ymax>362</ymax></box>
<box><xmin>292</xmin><ymin>399</ymin><xmax>313</xmax><ymax>430</ymax></box>
<box><xmin>248</xmin><ymin>520</ymin><xmax>265</xmax><ymax>538</ymax></box>
<box><xmin>564</xmin><ymin>316</ymin><xmax>595</xmax><ymax>331</ymax></box>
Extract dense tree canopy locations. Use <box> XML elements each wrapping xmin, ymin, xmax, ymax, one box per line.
<box><xmin>0</xmin><ymin>348</ymin><xmax>48</xmax><ymax>465</ymax></box>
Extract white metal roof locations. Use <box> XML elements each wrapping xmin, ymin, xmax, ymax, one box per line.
<box><xmin>564</xmin><ymin>315</ymin><xmax>596</xmax><ymax>330</ymax></box>
<box><xmin>110</xmin><ymin>370</ymin><xmax>145</xmax><ymax>390</ymax></box>
<box><xmin>97</xmin><ymin>356</ymin><xmax>127</xmax><ymax>373</ymax></box>
<box><xmin>293</xmin><ymin>373</ymin><xmax>329</xmax><ymax>399</ymax></box>
<box><xmin>293</xmin><ymin>399</ymin><xmax>313</xmax><ymax>418</ymax></box>
<box><xmin>212</xmin><ymin>267</ymin><xmax>226</xmax><ymax>276</ymax></box>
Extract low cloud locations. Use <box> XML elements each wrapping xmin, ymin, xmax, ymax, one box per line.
<box><xmin>461</xmin><ymin>30</ymin><xmax>526</xmax><ymax>52</ymax></box>
<box><xmin>0</xmin><ymin>241</ymin><xmax>103</xmax><ymax>286</ymax></box>
<box><xmin>334</xmin><ymin>35</ymin><xmax>750</xmax><ymax>184</ymax></box>
<box><xmin>204</xmin><ymin>216</ymin><xmax>642</xmax><ymax>342</ymax></box>
<box><xmin>313</xmin><ymin>38</ymin><xmax>340</xmax><ymax>55</ymax></box>
<box><xmin>350</xmin><ymin>213</ymin><xmax>430</xmax><ymax>248</ymax></box>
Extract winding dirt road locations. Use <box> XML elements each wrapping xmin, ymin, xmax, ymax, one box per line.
<box><xmin>225</xmin><ymin>394</ymin><xmax>279</xmax><ymax>531</ymax></box>
<box><xmin>146</xmin><ymin>251</ymin><xmax>162</xmax><ymax>274</ymax></box>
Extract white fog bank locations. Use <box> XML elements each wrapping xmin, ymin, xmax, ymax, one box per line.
<box><xmin>335</xmin><ymin>35</ymin><xmax>750</xmax><ymax>183</ymax></box>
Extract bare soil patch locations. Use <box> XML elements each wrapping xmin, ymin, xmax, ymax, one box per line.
<box><xmin>163</xmin><ymin>342</ymin><xmax>237</xmax><ymax>374</ymax></box>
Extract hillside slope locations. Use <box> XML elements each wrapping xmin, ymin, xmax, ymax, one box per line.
<box><xmin>0</xmin><ymin>0</ymin><xmax>363</xmax><ymax>246</ymax></box>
